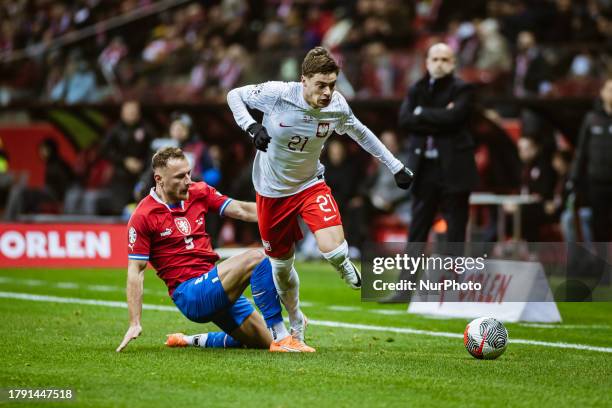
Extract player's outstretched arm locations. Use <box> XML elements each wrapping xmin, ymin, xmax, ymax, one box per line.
<box><xmin>223</xmin><ymin>200</ymin><xmax>257</xmax><ymax>223</ymax></box>
<box><xmin>342</xmin><ymin>115</ymin><xmax>414</xmax><ymax>189</ymax></box>
<box><xmin>116</xmin><ymin>259</ymin><xmax>147</xmax><ymax>352</ymax></box>
<box><xmin>227</xmin><ymin>86</ymin><xmax>258</xmax><ymax>131</ymax></box>
<box><xmin>341</xmin><ymin>113</ymin><xmax>414</xmax><ymax>188</ymax></box>
<box><xmin>226</xmin><ymin>82</ymin><xmax>283</xmax><ymax>130</ymax></box>
<box><xmin>227</xmin><ymin>85</ymin><xmax>277</xmax><ymax>152</ymax></box>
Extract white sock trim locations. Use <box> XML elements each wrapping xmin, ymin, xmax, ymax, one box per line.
<box><xmin>187</xmin><ymin>333</ymin><xmax>208</xmax><ymax>347</ymax></box>
<box><xmin>321</xmin><ymin>240</ymin><xmax>350</xmax><ymax>270</ymax></box>
<box><xmin>269</xmin><ymin>255</ymin><xmax>295</xmax><ymax>272</ymax></box>
<box><xmin>321</xmin><ymin>240</ymin><xmax>349</xmax><ymax>260</ymax></box>
<box><xmin>270</xmin><ymin>321</ymin><xmax>290</xmax><ymax>342</ymax></box>
<box><xmin>269</xmin><ymin>255</ymin><xmax>296</xmax><ymax>295</ymax></box>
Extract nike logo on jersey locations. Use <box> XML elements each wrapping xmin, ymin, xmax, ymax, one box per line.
<box><xmin>279</xmin><ymin>123</ymin><xmax>293</xmax><ymax>127</ymax></box>
<box><xmin>324</xmin><ymin>215</ymin><xmax>337</xmax><ymax>222</ymax></box>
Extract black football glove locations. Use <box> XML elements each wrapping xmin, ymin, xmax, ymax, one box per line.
<box><xmin>394</xmin><ymin>166</ymin><xmax>414</xmax><ymax>190</ymax></box>
<box><xmin>247</xmin><ymin>123</ymin><xmax>271</xmax><ymax>152</ymax></box>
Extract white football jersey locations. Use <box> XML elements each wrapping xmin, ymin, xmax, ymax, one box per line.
<box><xmin>227</xmin><ymin>81</ymin><xmax>403</xmax><ymax>197</ymax></box>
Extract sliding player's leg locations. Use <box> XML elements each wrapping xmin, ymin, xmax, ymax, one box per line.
<box><xmin>227</xmin><ymin>304</ymin><xmax>313</xmax><ymax>352</ymax></box>
<box><xmin>167</xmin><ymin>305</ymin><xmax>313</xmax><ymax>352</ymax></box>
<box><xmin>221</xmin><ymin>306</ymin><xmax>271</xmax><ymax>349</ymax></box>
<box><xmin>167</xmin><ymin>302</ymin><xmax>270</xmax><ymax>349</ymax></box>
<box><xmin>215</xmin><ymin>249</ymin><xmax>265</xmax><ymax>301</ymax></box>
<box><xmin>216</xmin><ymin>250</ymin><xmax>293</xmax><ymax>341</ymax></box>
<box><xmin>217</xmin><ymin>250</ymin><xmax>305</xmax><ymax>346</ymax></box>
<box><xmin>170</xmin><ymin>291</ymin><xmax>314</xmax><ymax>352</ymax></box>
<box><xmin>171</xmin><ymin>249</ymin><xmax>313</xmax><ymax>351</ymax></box>
<box><xmin>166</xmin><ymin>331</ymin><xmax>243</xmax><ymax>348</ymax></box>
<box><xmin>171</xmin><ymin>250</ymin><xmax>292</xmax><ymax>348</ymax></box>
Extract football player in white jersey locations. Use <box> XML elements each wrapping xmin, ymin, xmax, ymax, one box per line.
<box><xmin>227</xmin><ymin>47</ymin><xmax>413</xmax><ymax>347</ymax></box>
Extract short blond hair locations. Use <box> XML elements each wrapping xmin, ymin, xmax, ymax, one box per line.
<box><xmin>152</xmin><ymin>147</ymin><xmax>186</xmax><ymax>170</ymax></box>
<box><xmin>302</xmin><ymin>47</ymin><xmax>339</xmax><ymax>78</ymax></box>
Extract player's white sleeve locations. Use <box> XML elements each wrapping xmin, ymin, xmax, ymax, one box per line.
<box><xmin>338</xmin><ymin>111</ymin><xmax>404</xmax><ymax>174</ymax></box>
<box><xmin>226</xmin><ymin>81</ymin><xmax>284</xmax><ymax>131</ymax></box>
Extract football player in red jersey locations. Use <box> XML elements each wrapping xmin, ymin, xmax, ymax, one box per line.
<box><xmin>116</xmin><ymin>147</ymin><xmax>314</xmax><ymax>352</ymax></box>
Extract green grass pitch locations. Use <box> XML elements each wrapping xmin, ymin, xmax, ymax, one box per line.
<box><xmin>1</xmin><ymin>263</ymin><xmax>611</xmax><ymax>407</ymax></box>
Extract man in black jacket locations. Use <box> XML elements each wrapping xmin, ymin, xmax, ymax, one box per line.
<box><xmin>570</xmin><ymin>79</ymin><xmax>612</xmax><ymax>242</ymax></box>
<box><xmin>398</xmin><ymin>43</ymin><xmax>478</xmax><ymax>243</ymax></box>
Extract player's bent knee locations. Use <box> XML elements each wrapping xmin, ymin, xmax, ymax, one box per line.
<box><xmin>244</xmin><ymin>249</ymin><xmax>266</xmax><ymax>271</ymax></box>
<box><xmin>315</xmin><ymin>226</ymin><xmax>346</xmax><ymax>253</ymax></box>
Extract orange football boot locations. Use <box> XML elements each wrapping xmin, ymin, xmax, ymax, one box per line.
<box><xmin>269</xmin><ymin>335</ymin><xmax>316</xmax><ymax>353</ymax></box>
<box><xmin>165</xmin><ymin>333</ymin><xmax>188</xmax><ymax>347</ymax></box>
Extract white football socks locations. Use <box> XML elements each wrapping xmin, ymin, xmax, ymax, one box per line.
<box><xmin>270</xmin><ymin>256</ymin><xmax>304</xmax><ymax>332</ymax></box>
<box><xmin>185</xmin><ymin>333</ymin><xmax>208</xmax><ymax>347</ymax></box>
<box><xmin>321</xmin><ymin>240</ymin><xmax>361</xmax><ymax>288</ymax></box>
<box><xmin>270</xmin><ymin>321</ymin><xmax>290</xmax><ymax>342</ymax></box>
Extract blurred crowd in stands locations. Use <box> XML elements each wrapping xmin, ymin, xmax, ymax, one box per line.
<box><xmin>2</xmin><ymin>76</ymin><xmax>612</xmax><ymax>250</ymax></box>
<box><xmin>1</xmin><ymin>0</ymin><xmax>611</xmax><ymax>104</ymax></box>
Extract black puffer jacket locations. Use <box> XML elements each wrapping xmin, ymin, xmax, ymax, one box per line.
<box><xmin>571</xmin><ymin>102</ymin><xmax>612</xmax><ymax>184</ymax></box>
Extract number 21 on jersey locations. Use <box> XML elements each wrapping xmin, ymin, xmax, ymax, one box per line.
<box><xmin>287</xmin><ymin>136</ymin><xmax>309</xmax><ymax>152</ymax></box>
<box><xmin>316</xmin><ymin>194</ymin><xmax>338</xmax><ymax>222</ymax></box>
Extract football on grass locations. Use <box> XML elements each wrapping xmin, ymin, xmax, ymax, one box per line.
<box><xmin>464</xmin><ymin>317</ymin><xmax>509</xmax><ymax>359</ymax></box>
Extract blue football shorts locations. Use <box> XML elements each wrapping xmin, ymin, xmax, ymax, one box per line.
<box><xmin>171</xmin><ymin>267</ymin><xmax>254</xmax><ymax>333</ymax></box>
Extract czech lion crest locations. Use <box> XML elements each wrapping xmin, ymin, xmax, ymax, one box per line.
<box><xmin>174</xmin><ymin>217</ymin><xmax>192</xmax><ymax>235</ymax></box>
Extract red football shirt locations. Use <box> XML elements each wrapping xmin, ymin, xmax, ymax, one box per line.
<box><xmin>127</xmin><ymin>182</ymin><xmax>232</xmax><ymax>295</ymax></box>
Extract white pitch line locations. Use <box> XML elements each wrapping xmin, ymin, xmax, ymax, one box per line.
<box><xmin>0</xmin><ymin>291</ymin><xmax>177</xmax><ymax>312</ymax></box>
<box><xmin>328</xmin><ymin>305</ymin><xmax>361</xmax><ymax>312</ymax></box>
<box><xmin>0</xmin><ymin>277</ymin><xmax>325</xmax><ymax>310</ymax></box>
<box><xmin>370</xmin><ymin>309</ymin><xmax>406</xmax><ymax>315</ymax></box>
<box><xmin>0</xmin><ymin>276</ymin><xmax>168</xmax><ymax>296</ymax></box>
<box><xmin>509</xmin><ymin>338</ymin><xmax>612</xmax><ymax>353</ymax></box>
<box><xmin>519</xmin><ymin>323</ymin><xmax>610</xmax><ymax>329</ymax></box>
<box><xmin>0</xmin><ymin>277</ymin><xmax>426</xmax><ymax>317</ymax></box>
<box><xmin>87</xmin><ymin>284</ymin><xmax>122</xmax><ymax>292</ymax></box>
<box><xmin>56</xmin><ymin>282</ymin><xmax>80</xmax><ymax>289</ymax></box>
<box><xmin>310</xmin><ymin>319</ymin><xmax>461</xmax><ymax>339</ymax></box>
<box><xmin>23</xmin><ymin>279</ymin><xmax>44</xmax><ymax>286</ymax></box>
<box><xmin>1</xmin><ymin>291</ymin><xmax>611</xmax><ymax>354</ymax></box>
<box><xmin>1</xmin><ymin>277</ymin><xmax>611</xmax><ymax>330</ymax></box>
